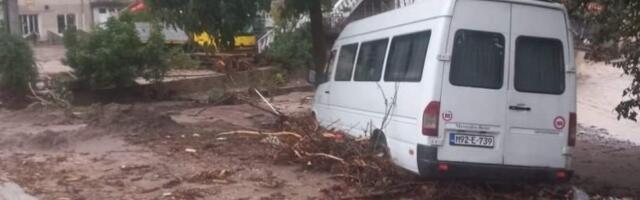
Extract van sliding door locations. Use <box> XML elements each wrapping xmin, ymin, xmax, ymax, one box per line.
<box><xmin>438</xmin><ymin>0</ymin><xmax>510</xmax><ymax>165</ymax></box>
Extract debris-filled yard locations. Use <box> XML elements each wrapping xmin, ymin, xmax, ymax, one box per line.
<box><xmin>0</xmin><ymin>47</ymin><xmax>638</xmax><ymax>200</ymax></box>
<box><xmin>0</xmin><ymin>90</ymin><xmax>639</xmax><ymax>200</ymax></box>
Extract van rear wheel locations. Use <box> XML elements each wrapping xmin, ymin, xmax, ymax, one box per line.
<box><xmin>371</xmin><ymin>130</ymin><xmax>390</xmax><ymax>158</ymax></box>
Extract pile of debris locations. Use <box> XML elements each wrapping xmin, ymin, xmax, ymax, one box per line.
<box><xmin>216</xmin><ymin>91</ymin><xmax>579</xmax><ymax>199</ymax></box>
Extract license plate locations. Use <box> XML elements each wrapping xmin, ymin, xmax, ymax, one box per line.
<box><xmin>449</xmin><ymin>133</ymin><xmax>495</xmax><ymax>148</ymax></box>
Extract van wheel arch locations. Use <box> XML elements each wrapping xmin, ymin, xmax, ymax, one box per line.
<box><xmin>371</xmin><ymin>129</ymin><xmax>390</xmax><ymax>158</ymax></box>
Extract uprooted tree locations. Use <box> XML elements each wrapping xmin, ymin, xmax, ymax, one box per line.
<box><xmin>561</xmin><ymin>0</ymin><xmax>640</xmax><ymax>121</ymax></box>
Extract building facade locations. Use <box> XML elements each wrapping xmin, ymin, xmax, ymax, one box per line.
<box><xmin>17</xmin><ymin>0</ymin><xmax>129</xmax><ymax>42</ymax></box>
<box><xmin>1</xmin><ymin>0</ymin><xmax>5</xmax><ymax>31</ymax></box>
<box><xmin>1</xmin><ymin>0</ymin><xmax>19</xmax><ymax>35</ymax></box>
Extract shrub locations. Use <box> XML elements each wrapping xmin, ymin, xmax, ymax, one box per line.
<box><xmin>0</xmin><ymin>32</ymin><xmax>38</xmax><ymax>98</ymax></box>
<box><xmin>266</xmin><ymin>23</ymin><xmax>313</xmax><ymax>71</ymax></box>
<box><xmin>64</xmin><ymin>14</ymin><xmax>194</xmax><ymax>89</ymax></box>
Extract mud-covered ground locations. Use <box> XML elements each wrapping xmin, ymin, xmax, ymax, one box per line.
<box><xmin>0</xmin><ymin>91</ymin><xmax>638</xmax><ymax>200</ymax></box>
<box><xmin>0</xmin><ymin>92</ymin><xmax>339</xmax><ymax>200</ymax></box>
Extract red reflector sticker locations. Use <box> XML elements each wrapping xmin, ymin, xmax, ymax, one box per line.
<box><xmin>442</xmin><ymin>111</ymin><xmax>453</xmax><ymax>122</ymax></box>
<box><xmin>438</xmin><ymin>163</ymin><xmax>449</xmax><ymax>171</ymax></box>
<box><xmin>556</xmin><ymin>171</ymin><xmax>567</xmax><ymax>179</ymax></box>
<box><xmin>554</xmin><ymin>116</ymin><xmax>566</xmax><ymax>130</ymax></box>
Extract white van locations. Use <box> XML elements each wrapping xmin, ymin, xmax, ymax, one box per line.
<box><xmin>312</xmin><ymin>0</ymin><xmax>576</xmax><ymax>181</ymax></box>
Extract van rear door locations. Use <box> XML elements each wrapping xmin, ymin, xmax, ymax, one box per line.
<box><xmin>503</xmin><ymin>4</ymin><xmax>571</xmax><ymax>168</ymax></box>
<box><xmin>437</xmin><ymin>0</ymin><xmax>510</xmax><ymax>165</ymax></box>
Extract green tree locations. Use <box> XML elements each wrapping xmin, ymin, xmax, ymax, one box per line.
<box><xmin>0</xmin><ymin>32</ymin><xmax>38</xmax><ymax>99</ymax></box>
<box><xmin>144</xmin><ymin>0</ymin><xmax>269</xmax><ymax>50</ymax></box>
<box><xmin>64</xmin><ymin>14</ymin><xmax>176</xmax><ymax>89</ymax></box>
<box><xmin>276</xmin><ymin>0</ymin><xmax>332</xmax><ymax>84</ymax></box>
<box><xmin>145</xmin><ymin>0</ymin><xmax>331</xmax><ymax>84</ymax></box>
<box><xmin>560</xmin><ymin>0</ymin><xmax>640</xmax><ymax>121</ymax></box>
<box><xmin>267</xmin><ymin>22</ymin><xmax>313</xmax><ymax>71</ymax></box>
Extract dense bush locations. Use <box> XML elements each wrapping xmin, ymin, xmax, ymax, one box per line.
<box><xmin>64</xmin><ymin>14</ymin><xmax>194</xmax><ymax>89</ymax></box>
<box><xmin>266</xmin><ymin>23</ymin><xmax>313</xmax><ymax>71</ymax></box>
<box><xmin>0</xmin><ymin>32</ymin><xmax>38</xmax><ymax>98</ymax></box>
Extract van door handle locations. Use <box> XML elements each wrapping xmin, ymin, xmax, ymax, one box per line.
<box><xmin>324</xmin><ymin>91</ymin><xmax>330</xmax><ymax>94</ymax></box>
<box><xmin>509</xmin><ymin>105</ymin><xmax>531</xmax><ymax>111</ymax></box>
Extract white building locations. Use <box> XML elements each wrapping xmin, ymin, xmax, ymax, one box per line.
<box><xmin>17</xmin><ymin>0</ymin><xmax>130</xmax><ymax>42</ymax></box>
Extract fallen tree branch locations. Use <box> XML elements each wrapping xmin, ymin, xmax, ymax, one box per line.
<box><xmin>28</xmin><ymin>83</ymin><xmax>53</xmax><ymax>106</ymax></box>
<box><xmin>216</xmin><ymin>130</ymin><xmax>302</xmax><ymax>139</ymax></box>
<box><xmin>254</xmin><ymin>88</ymin><xmax>281</xmax><ymax>116</ymax></box>
<box><xmin>305</xmin><ymin>153</ymin><xmax>347</xmax><ymax>164</ymax></box>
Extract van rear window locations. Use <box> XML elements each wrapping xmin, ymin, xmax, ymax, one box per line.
<box><xmin>384</xmin><ymin>31</ymin><xmax>431</xmax><ymax>82</ymax></box>
<box><xmin>354</xmin><ymin>39</ymin><xmax>389</xmax><ymax>82</ymax></box>
<box><xmin>335</xmin><ymin>44</ymin><xmax>359</xmax><ymax>81</ymax></box>
<box><xmin>515</xmin><ymin>36</ymin><xmax>565</xmax><ymax>94</ymax></box>
<box><xmin>450</xmin><ymin>30</ymin><xmax>505</xmax><ymax>89</ymax></box>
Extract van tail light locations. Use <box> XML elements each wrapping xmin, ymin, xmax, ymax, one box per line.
<box><xmin>568</xmin><ymin>112</ymin><xmax>577</xmax><ymax>146</ymax></box>
<box><xmin>422</xmin><ymin>101</ymin><xmax>441</xmax><ymax>136</ymax></box>
<box><xmin>556</xmin><ymin>170</ymin><xmax>568</xmax><ymax>181</ymax></box>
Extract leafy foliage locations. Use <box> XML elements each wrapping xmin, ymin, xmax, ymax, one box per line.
<box><xmin>64</xmin><ymin>14</ymin><xmax>189</xmax><ymax>89</ymax></box>
<box><xmin>274</xmin><ymin>0</ymin><xmax>332</xmax><ymax>20</ymax></box>
<box><xmin>267</xmin><ymin>22</ymin><xmax>312</xmax><ymax>71</ymax></box>
<box><xmin>561</xmin><ymin>0</ymin><xmax>640</xmax><ymax>121</ymax></box>
<box><xmin>144</xmin><ymin>0</ymin><xmax>269</xmax><ymax>50</ymax></box>
<box><xmin>0</xmin><ymin>32</ymin><xmax>38</xmax><ymax>97</ymax></box>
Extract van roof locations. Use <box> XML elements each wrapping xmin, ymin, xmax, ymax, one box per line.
<box><xmin>338</xmin><ymin>0</ymin><xmax>566</xmax><ymax>40</ymax></box>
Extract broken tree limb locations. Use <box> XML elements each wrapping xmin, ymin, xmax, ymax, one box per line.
<box><xmin>305</xmin><ymin>153</ymin><xmax>347</xmax><ymax>164</ymax></box>
<box><xmin>216</xmin><ymin>130</ymin><xmax>302</xmax><ymax>139</ymax></box>
<box><xmin>28</xmin><ymin>83</ymin><xmax>53</xmax><ymax>106</ymax></box>
<box><xmin>254</xmin><ymin>88</ymin><xmax>281</xmax><ymax>116</ymax></box>
<box><xmin>244</xmin><ymin>100</ymin><xmax>281</xmax><ymax>117</ymax></box>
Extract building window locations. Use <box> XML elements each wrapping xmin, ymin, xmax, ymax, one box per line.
<box><xmin>20</xmin><ymin>14</ymin><xmax>39</xmax><ymax>35</ymax></box>
<box><xmin>57</xmin><ymin>14</ymin><xmax>76</xmax><ymax>33</ymax></box>
<box><xmin>99</xmin><ymin>8</ymin><xmax>106</xmax><ymax>14</ymax></box>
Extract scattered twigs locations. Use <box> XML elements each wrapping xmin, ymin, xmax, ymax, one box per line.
<box><xmin>216</xmin><ymin>130</ymin><xmax>302</xmax><ymax>139</ymax></box>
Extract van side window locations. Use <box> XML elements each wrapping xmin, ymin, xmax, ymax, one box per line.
<box><xmin>385</xmin><ymin>31</ymin><xmax>431</xmax><ymax>82</ymax></box>
<box><xmin>354</xmin><ymin>39</ymin><xmax>389</xmax><ymax>82</ymax></box>
<box><xmin>515</xmin><ymin>36</ymin><xmax>565</xmax><ymax>94</ymax></box>
<box><xmin>450</xmin><ymin>30</ymin><xmax>505</xmax><ymax>89</ymax></box>
<box><xmin>319</xmin><ymin>50</ymin><xmax>337</xmax><ymax>84</ymax></box>
<box><xmin>335</xmin><ymin>44</ymin><xmax>359</xmax><ymax>81</ymax></box>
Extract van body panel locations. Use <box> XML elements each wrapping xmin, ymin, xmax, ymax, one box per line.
<box><xmin>326</xmin><ymin>16</ymin><xmax>450</xmax><ymax>173</ymax></box>
<box><xmin>438</xmin><ymin>0</ymin><xmax>511</xmax><ymax>165</ymax></box>
<box><xmin>504</xmin><ymin>4</ymin><xmax>572</xmax><ymax>168</ymax></box>
<box><xmin>312</xmin><ymin>0</ymin><xmax>575</xmax><ymax>179</ymax></box>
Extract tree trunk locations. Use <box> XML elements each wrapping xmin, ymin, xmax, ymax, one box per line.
<box><xmin>309</xmin><ymin>0</ymin><xmax>327</xmax><ymax>86</ymax></box>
